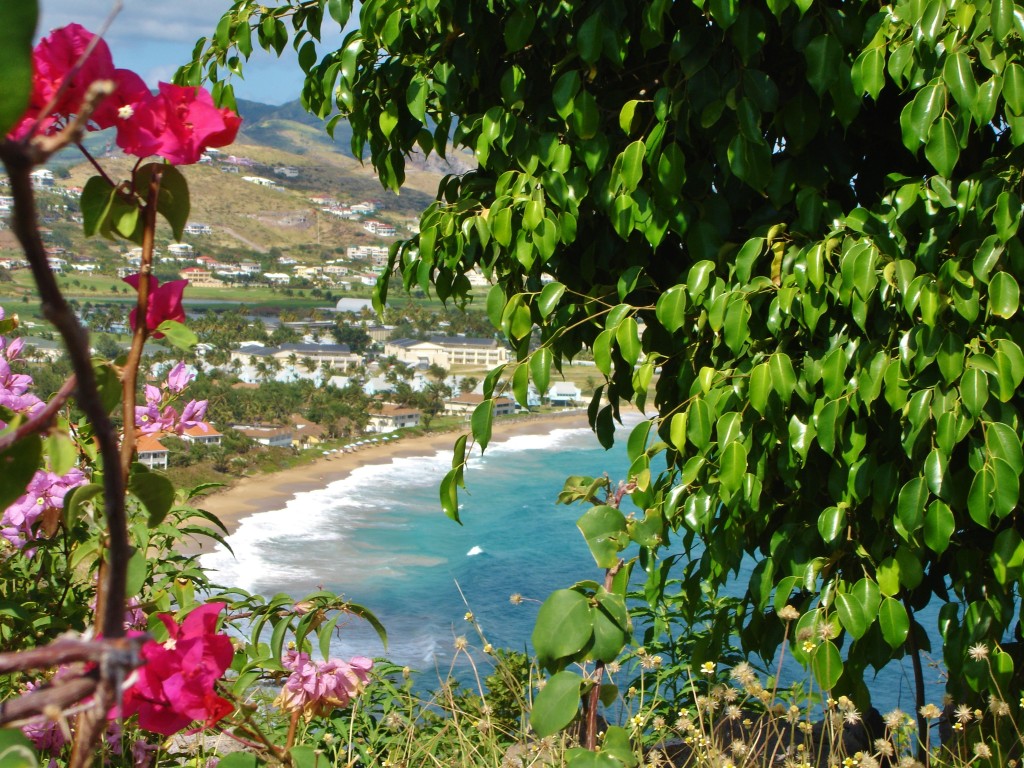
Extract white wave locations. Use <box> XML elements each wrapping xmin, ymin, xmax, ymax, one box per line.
<box><xmin>466</xmin><ymin>545</ymin><xmax>484</xmax><ymax>557</ymax></box>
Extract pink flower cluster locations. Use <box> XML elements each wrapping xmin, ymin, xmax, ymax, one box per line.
<box><xmin>0</xmin><ymin>312</ymin><xmax>43</xmax><ymax>424</ymax></box>
<box><xmin>10</xmin><ymin>24</ymin><xmax>240</xmax><ymax>165</ymax></box>
<box><xmin>276</xmin><ymin>649</ymin><xmax>373</xmax><ymax>717</ymax></box>
<box><xmin>119</xmin><ymin>603</ymin><xmax>234</xmax><ymax>735</ymax></box>
<box><xmin>135</xmin><ymin>362</ymin><xmax>208</xmax><ymax>436</ymax></box>
<box><xmin>1</xmin><ymin>467</ymin><xmax>86</xmax><ymax>549</ymax></box>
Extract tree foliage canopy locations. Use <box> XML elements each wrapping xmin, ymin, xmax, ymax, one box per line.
<box><xmin>188</xmin><ymin>0</ymin><xmax>1024</xmax><ymax>704</ymax></box>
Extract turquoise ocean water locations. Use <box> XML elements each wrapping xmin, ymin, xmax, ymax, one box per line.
<box><xmin>201</xmin><ymin>415</ymin><xmax>945</xmax><ymax>709</ymax></box>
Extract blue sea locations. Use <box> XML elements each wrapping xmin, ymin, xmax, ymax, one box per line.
<box><xmin>201</xmin><ymin>415</ymin><xmax>946</xmax><ymax>709</ymax></box>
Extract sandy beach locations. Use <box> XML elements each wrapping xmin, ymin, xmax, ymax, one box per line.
<box><xmin>185</xmin><ymin>410</ymin><xmax>592</xmax><ymax>553</ymax></box>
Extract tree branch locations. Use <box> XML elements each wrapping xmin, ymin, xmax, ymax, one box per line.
<box><xmin>0</xmin><ymin>375</ymin><xmax>77</xmax><ymax>453</ymax></box>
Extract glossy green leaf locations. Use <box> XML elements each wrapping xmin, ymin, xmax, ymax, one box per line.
<box><xmin>532</xmin><ymin>589</ymin><xmax>593</xmax><ymax>663</ymax></box>
<box><xmin>943</xmin><ymin>52</ymin><xmax>978</xmax><ymax>110</ymax></box>
<box><xmin>988</xmin><ymin>272</ymin><xmax>1020</xmax><ymax>318</ymax></box>
<box><xmin>878</xmin><ymin>597</ymin><xmax>910</xmax><ymax>648</ymax></box>
<box><xmin>923</xmin><ymin>500</ymin><xmax>954</xmax><ymax>554</ymax></box>
<box><xmin>129</xmin><ymin>469</ymin><xmax>175</xmax><ymax>527</ymax></box>
<box><xmin>537</xmin><ymin>282</ymin><xmax>565</xmax><ymax>318</ymax></box>
<box><xmin>719</xmin><ymin>441</ymin><xmax>747</xmax><ymax>495</ymax></box>
<box><xmin>656</xmin><ymin>285</ymin><xmax>688</xmax><ymax>332</ymax></box>
<box><xmin>811</xmin><ymin>640</ymin><xmax>843</xmax><ymax>689</ymax></box>
<box><xmin>960</xmin><ymin>367</ymin><xmax>989</xmax><ymax>416</ymax></box>
<box><xmin>835</xmin><ymin>591</ymin><xmax>871</xmax><ymax>640</ymax></box>
<box><xmin>578</xmin><ymin>505</ymin><xmax>629</xmax><ymax>569</ymax></box>
<box><xmin>530</xmin><ymin>670</ymin><xmax>583</xmax><ymax>737</ymax></box>
<box><xmin>925</xmin><ymin>116</ymin><xmax>959</xmax><ymax>178</ymax></box>
<box><xmin>471</xmin><ymin>399</ymin><xmax>493</xmax><ymax>452</ymax></box>
<box><xmin>0</xmin><ymin>1</ymin><xmax>37</xmax><ymax>137</ymax></box>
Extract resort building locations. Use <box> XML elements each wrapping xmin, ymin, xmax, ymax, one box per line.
<box><xmin>184</xmin><ymin>222</ymin><xmax>213</xmax><ymax>235</ymax></box>
<box><xmin>384</xmin><ymin>336</ymin><xmax>510</xmax><ymax>368</ymax></box>
<box><xmin>233</xmin><ymin>426</ymin><xmax>294</xmax><ymax>447</ymax></box>
<box><xmin>229</xmin><ymin>342</ymin><xmax>362</xmax><ymax>370</ymax></box>
<box><xmin>179</xmin><ymin>423</ymin><xmax>223</xmax><ymax>445</ymax></box>
<box><xmin>366</xmin><ymin>404</ymin><xmax>421</xmax><ymax>433</ymax></box>
<box><xmin>547</xmin><ymin>381</ymin><xmax>583</xmax><ymax>406</ymax></box>
<box><xmin>136</xmin><ymin>434</ymin><xmax>169</xmax><ymax>470</ymax></box>
<box><xmin>444</xmin><ymin>394</ymin><xmax>516</xmax><ymax>417</ymax></box>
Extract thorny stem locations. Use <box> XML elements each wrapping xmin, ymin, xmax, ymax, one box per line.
<box><xmin>0</xmin><ymin>374</ymin><xmax>77</xmax><ymax>452</ymax></box>
<box><xmin>119</xmin><ymin>165</ymin><xmax>163</xmax><ymax>479</ymax></box>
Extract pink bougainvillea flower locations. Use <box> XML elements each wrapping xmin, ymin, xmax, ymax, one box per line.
<box><xmin>1</xmin><ymin>468</ymin><xmax>86</xmax><ymax>549</ymax></box>
<box><xmin>134</xmin><ymin>402</ymin><xmax>176</xmax><ymax>435</ymax></box>
<box><xmin>276</xmin><ymin>650</ymin><xmax>373</xmax><ymax>717</ymax></box>
<box><xmin>165</xmin><ymin>362</ymin><xmax>193</xmax><ymax>394</ymax></box>
<box><xmin>177</xmin><ymin>400</ymin><xmax>208</xmax><ymax>433</ymax></box>
<box><xmin>119</xmin><ymin>602</ymin><xmax>234</xmax><ymax>735</ymax></box>
<box><xmin>30</xmin><ymin>24</ymin><xmax>116</xmax><ymax>124</ymax></box>
<box><xmin>8</xmin><ymin>25</ymin><xmax>155</xmax><ymax>143</ymax></box>
<box><xmin>122</xmin><ymin>274</ymin><xmax>188</xmax><ymax>337</ymax></box>
<box><xmin>118</xmin><ymin>83</ymin><xmax>241</xmax><ymax>165</ymax></box>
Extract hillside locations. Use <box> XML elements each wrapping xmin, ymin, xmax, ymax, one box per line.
<box><xmin>8</xmin><ymin>99</ymin><xmax>475</xmax><ymax>261</ymax></box>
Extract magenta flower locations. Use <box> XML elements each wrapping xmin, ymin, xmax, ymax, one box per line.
<box><xmin>1</xmin><ymin>468</ymin><xmax>86</xmax><ymax>549</ymax></box>
<box><xmin>166</xmin><ymin>362</ymin><xmax>193</xmax><ymax>394</ymax></box>
<box><xmin>276</xmin><ymin>650</ymin><xmax>373</xmax><ymax>716</ymax></box>
<box><xmin>122</xmin><ymin>274</ymin><xmax>188</xmax><ymax>337</ymax></box>
<box><xmin>119</xmin><ymin>603</ymin><xmax>234</xmax><ymax>735</ymax></box>
<box><xmin>117</xmin><ymin>83</ymin><xmax>241</xmax><ymax>165</ymax></box>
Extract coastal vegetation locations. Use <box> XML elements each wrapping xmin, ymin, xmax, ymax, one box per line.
<box><xmin>1</xmin><ymin>1</ymin><xmax>1024</xmax><ymax>768</ymax></box>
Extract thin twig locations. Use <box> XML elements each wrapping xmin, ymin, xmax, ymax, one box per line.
<box><xmin>0</xmin><ymin>374</ymin><xmax>77</xmax><ymax>453</ymax></box>
<box><xmin>119</xmin><ymin>165</ymin><xmax>163</xmax><ymax>479</ymax></box>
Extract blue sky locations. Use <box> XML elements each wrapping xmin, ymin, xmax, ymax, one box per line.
<box><xmin>39</xmin><ymin>1</ymin><xmax>347</xmax><ymax>106</ymax></box>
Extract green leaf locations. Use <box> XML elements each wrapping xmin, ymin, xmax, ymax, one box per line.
<box><xmin>129</xmin><ymin>469</ymin><xmax>175</xmax><ymax>527</ymax></box>
<box><xmin>155</xmin><ymin>321</ymin><xmax>198</xmax><ymax>351</ymax></box>
<box><xmin>581</xmin><ymin>507</ymin><xmax>626</xmax><ymax>569</ymax></box>
<box><xmin>531</xmin><ymin>347</ymin><xmax>552</xmax><ymax>396</ymax></box>
<box><xmin>63</xmin><ymin>483</ymin><xmax>103</xmax><ymax>529</ymax></box>
<box><xmin>532</xmin><ymin>589</ymin><xmax>593</xmax><ymax>663</ymax></box>
<box><xmin>985</xmin><ymin>421</ymin><xmax>1024</xmax><ymax>473</ymax></box>
<box><xmin>991</xmin><ymin>528</ymin><xmax>1024</xmax><ymax>585</ymax></box>
<box><xmin>537</xmin><ymin>282</ymin><xmax>566</xmax><ymax>318</ymax></box>
<box><xmin>993</xmin><ymin>0</ymin><xmax>1015</xmax><ymax>41</ymax></box>
<box><xmin>440</xmin><ymin>464</ymin><xmax>463</xmax><ymax>523</ymax></box>
<box><xmin>616</xmin><ymin>317</ymin><xmax>641</xmax><ymax>365</ymax></box>
<box><xmin>217</xmin><ymin>752</ymin><xmax>262</xmax><ymax>768</ymax></box>
<box><xmin>769</xmin><ymin>352</ymin><xmax>797</xmax><ymax>402</ymax></box>
<box><xmin>817</xmin><ymin>506</ymin><xmax>845</xmax><ymax>543</ymax></box>
<box><xmin>0</xmin><ymin>726</ymin><xmax>39</xmax><ymax>768</ymax></box>
<box><xmin>805</xmin><ymin>35</ymin><xmax>841</xmax><ymax>95</ymax></box>
<box><xmin>0</xmin><ymin>435</ymin><xmax>41</xmax><ymax>512</ymax></box>
<box><xmin>719</xmin><ymin>441</ymin><xmax>747</xmax><ymax>496</ymax></box>
<box><xmin>618</xmin><ymin>140</ymin><xmax>646</xmax><ymax>191</ymax></box>
<box><xmin>327</xmin><ymin>0</ymin><xmax>352</xmax><ymax>26</ymax></box>
<box><xmin>811</xmin><ymin>640</ymin><xmax>843</xmax><ymax>690</ymax></box>
<box><xmin>878</xmin><ymin>597</ymin><xmax>909</xmax><ymax>649</ymax></box>
<box><xmin>81</xmin><ymin>175</ymin><xmax>117</xmax><ymax>238</ymax></box>
<box><xmin>960</xmin><ymin>367</ymin><xmax>989</xmax><ymax>416</ymax></box>
<box><xmin>923</xmin><ymin>500</ymin><xmax>954</xmax><ymax>554</ymax></box>
<box><xmin>968</xmin><ymin>466</ymin><xmax>995</xmax><ymax>527</ymax></box>
<box><xmin>852</xmin><ymin>47</ymin><xmax>885</xmax><ymax>99</ymax></box>
<box><xmin>137</xmin><ymin>164</ymin><xmax>191</xmax><ymax>242</ymax></box>
<box><xmin>531</xmin><ymin>671</ymin><xmax>583</xmax><ymax>737</ymax></box>
<box><xmin>943</xmin><ymin>52</ymin><xmax>978</xmax><ymax>110</ymax></box>
<box><xmin>406</xmin><ymin>75</ymin><xmax>428</xmax><ymax>121</ymax></box>
<box><xmin>656</xmin><ymin>285</ymin><xmax>688</xmax><ymax>332</ymax></box>
<box><xmin>0</xmin><ymin>1</ymin><xmax>37</xmax><ymax>136</ymax></box>
<box><xmin>988</xmin><ymin>272</ymin><xmax>1020</xmax><ymax>318</ymax></box>
<box><xmin>835</xmin><ymin>591</ymin><xmax>871</xmax><ymax>640</ymax></box>
<box><xmin>897</xmin><ymin>476</ymin><xmax>928</xmax><ymax>537</ymax></box>
<box><xmin>600</xmin><ymin>725</ymin><xmax>639</xmax><ymax>767</ymax></box>
<box><xmin>45</xmin><ymin>432</ymin><xmax>77</xmax><ymax>476</ymax></box>
<box><xmin>471</xmin><ymin>400</ymin><xmax>493</xmax><ymax>452</ymax></box>
<box><xmin>925</xmin><ymin>116</ymin><xmax>959</xmax><ymax>178</ymax></box>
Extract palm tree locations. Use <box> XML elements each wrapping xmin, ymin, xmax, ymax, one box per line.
<box><xmin>302</xmin><ymin>356</ymin><xmax>318</xmax><ymax>373</ymax></box>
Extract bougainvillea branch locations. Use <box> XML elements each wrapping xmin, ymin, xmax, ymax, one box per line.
<box><xmin>0</xmin><ymin>374</ymin><xmax>76</xmax><ymax>453</ymax></box>
<box><xmin>119</xmin><ymin>165</ymin><xmax>163</xmax><ymax>480</ymax></box>
<box><xmin>0</xmin><ymin>143</ymin><xmax>129</xmax><ymax>643</ymax></box>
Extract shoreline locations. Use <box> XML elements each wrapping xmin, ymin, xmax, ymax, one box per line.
<box><xmin>184</xmin><ymin>409</ymin><xmax>593</xmax><ymax>554</ymax></box>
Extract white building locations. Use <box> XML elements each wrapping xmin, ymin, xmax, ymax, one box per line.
<box><xmin>384</xmin><ymin>336</ymin><xmax>510</xmax><ymax>368</ymax></box>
